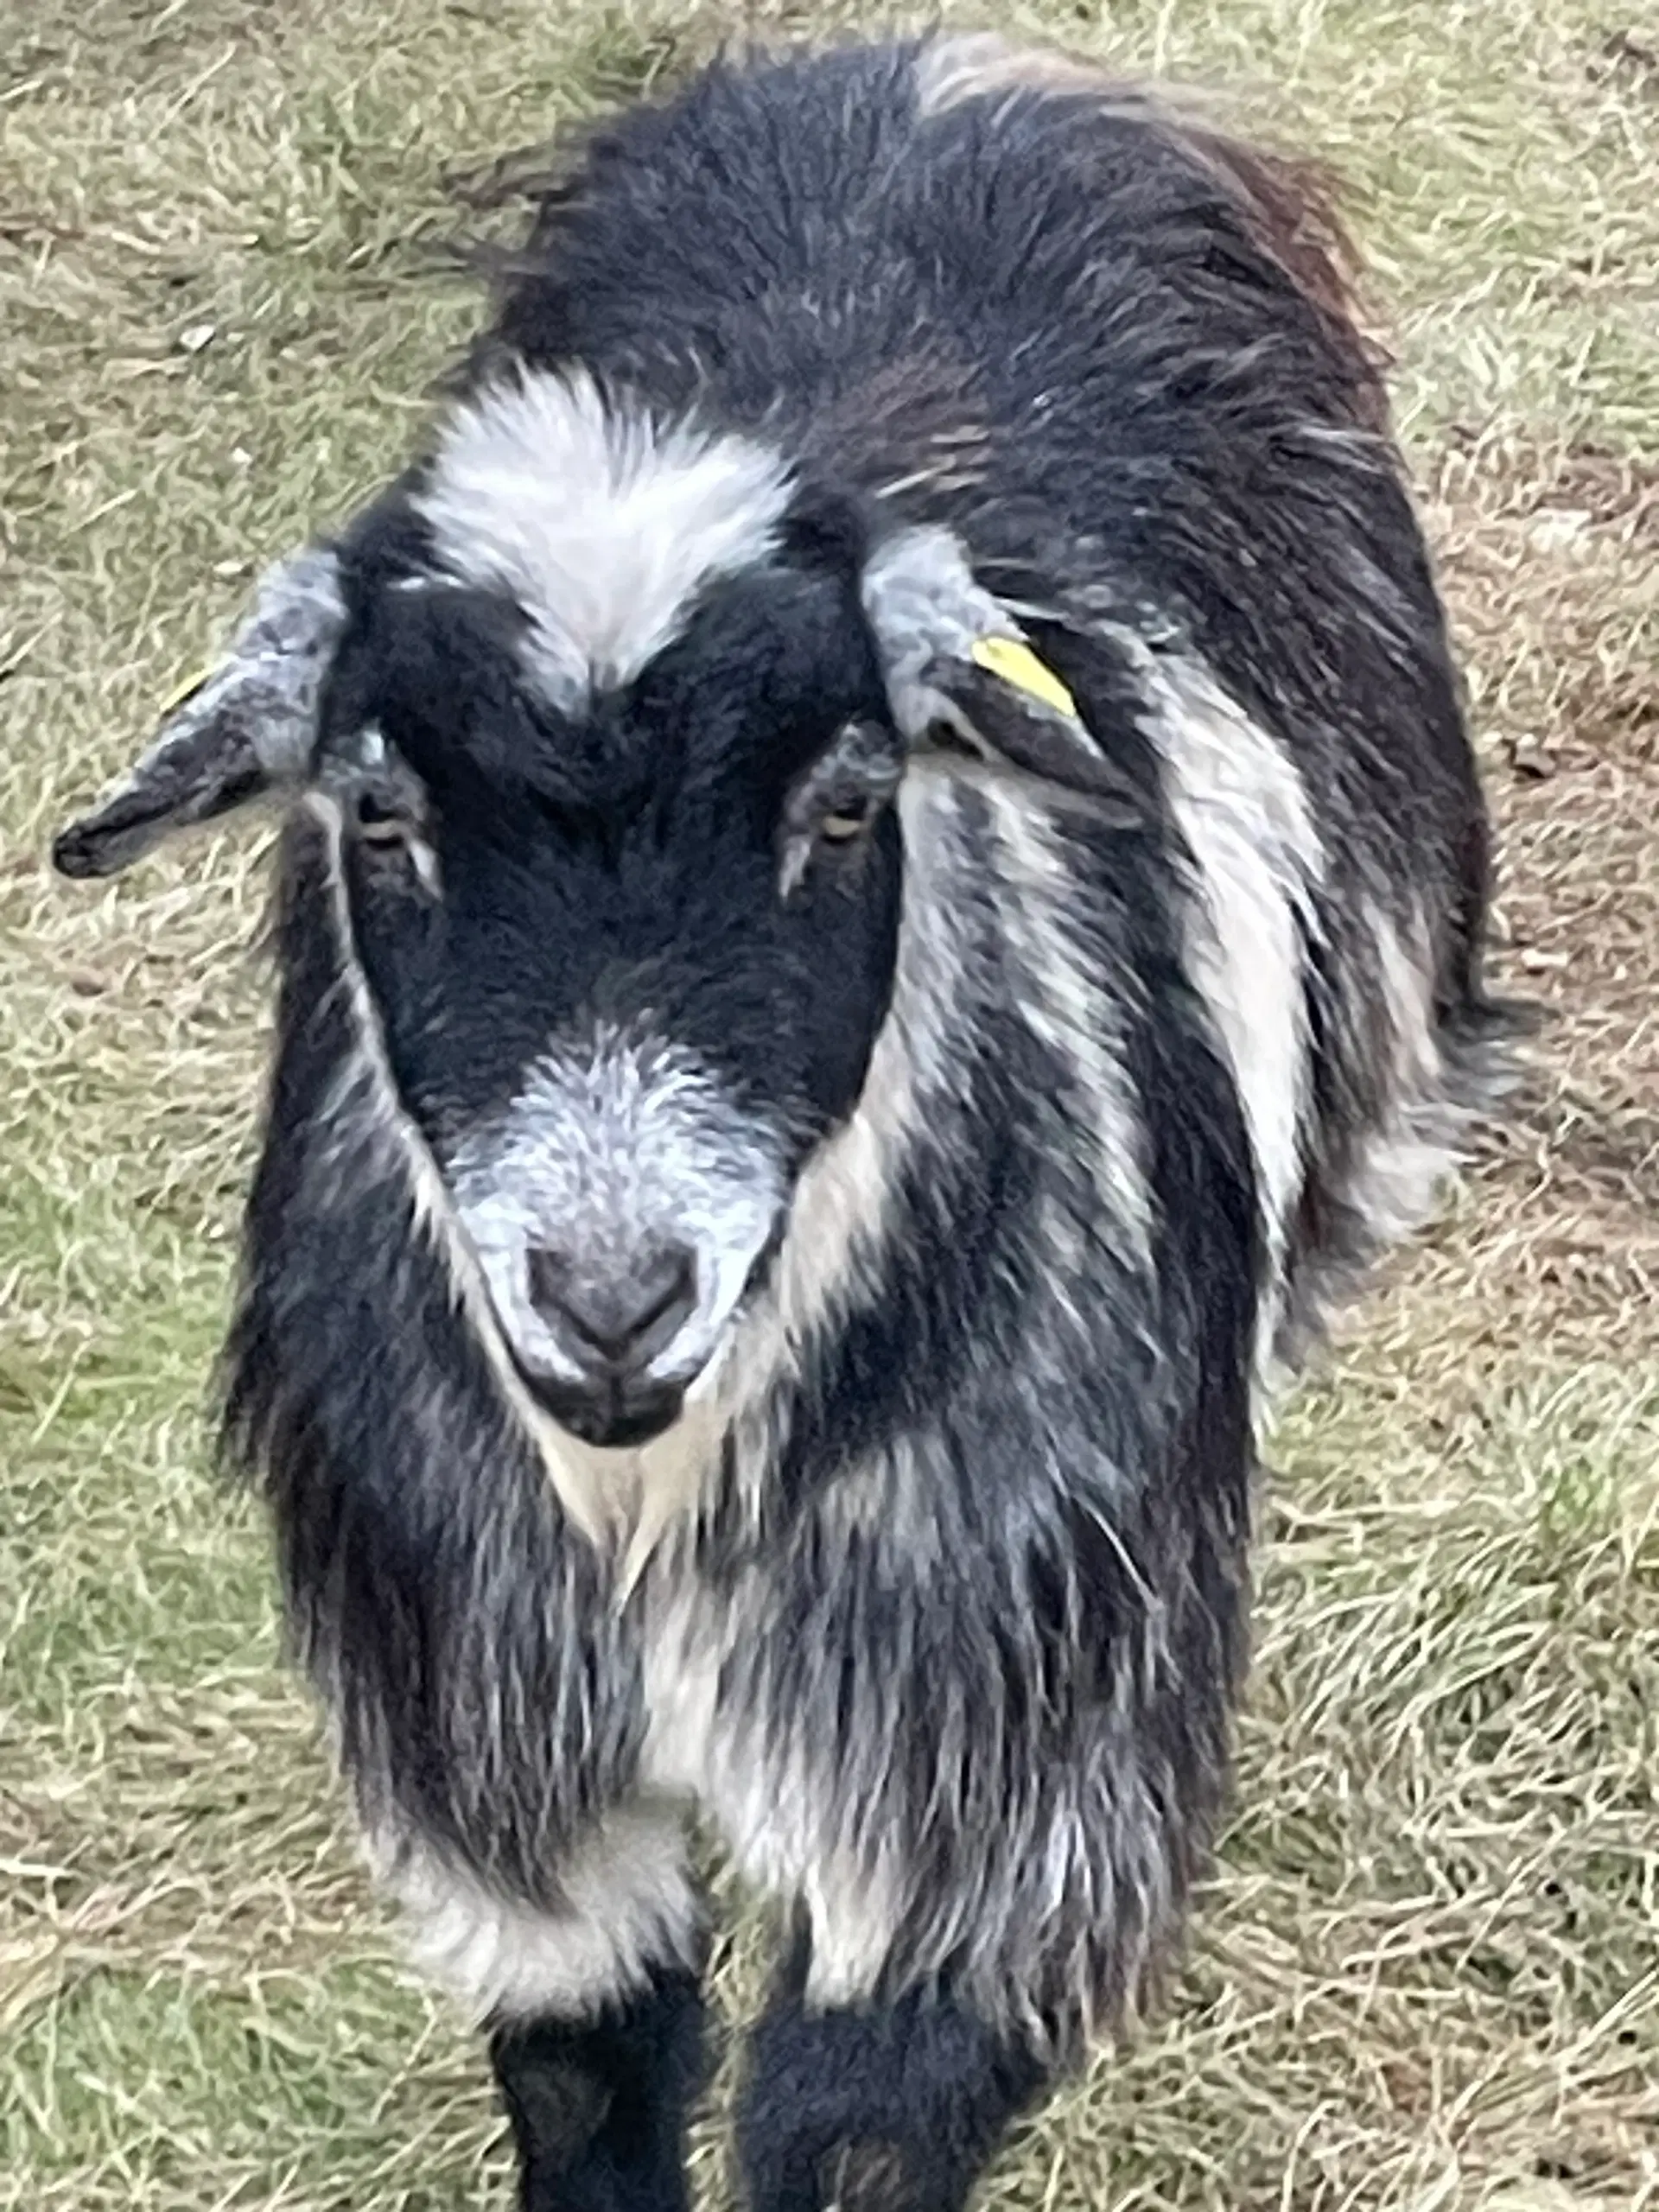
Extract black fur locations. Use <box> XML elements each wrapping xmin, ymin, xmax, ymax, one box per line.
<box><xmin>492</xmin><ymin>1965</ymin><xmax>709</xmax><ymax>2212</ymax></box>
<box><xmin>737</xmin><ymin>1971</ymin><xmax>1046</xmax><ymax>2212</ymax></box>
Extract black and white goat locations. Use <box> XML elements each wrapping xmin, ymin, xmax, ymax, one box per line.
<box><xmin>55</xmin><ymin>34</ymin><xmax>1513</xmax><ymax>2212</ymax></box>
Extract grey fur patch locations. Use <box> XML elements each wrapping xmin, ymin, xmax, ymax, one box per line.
<box><xmin>858</xmin><ymin>524</ymin><xmax>1131</xmax><ymax>816</ymax></box>
<box><xmin>52</xmin><ymin>545</ymin><xmax>345</xmax><ymax>877</ymax></box>
<box><xmin>447</xmin><ymin>1033</ymin><xmax>785</xmax><ymax>1397</ymax></box>
<box><xmin>859</xmin><ymin>524</ymin><xmax>1014</xmax><ymax>741</ymax></box>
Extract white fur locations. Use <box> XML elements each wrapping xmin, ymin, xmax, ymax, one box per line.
<box><xmin>1345</xmin><ymin>899</ymin><xmax>1461</xmax><ymax>1246</ymax></box>
<box><xmin>373</xmin><ymin>1807</ymin><xmax>698</xmax><ymax>2023</ymax></box>
<box><xmin>1102</xmin><ymin>640</ymin><xmax>1325</xmax><ymax>1358</ymax></box>
<box><xmin>803</xmin><ymin>1851</ymin><xmax>907</xmax><ymax>2007</ymax></box>
<box><xmin>913</xmin><ymin>32</ymin><xmax>1139</xmax><ymax>118</ymax></box>
<box><xmin>416</xmin><ymin>369</ymin><xmax>793</xmax><ymax>708</ymax></box>
<box><xmin>638</xmin><ymin>1566</ymin><xmax>907</xmax><ymax>2007</ymax></box>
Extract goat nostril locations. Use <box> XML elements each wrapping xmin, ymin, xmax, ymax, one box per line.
<box><xmin>524</xmin><ymin>1245</ymin><xmax>570</xmax><ymax>1319</ymax></box>
<box><xmin>524</xmin><ymin>1243</ymin><xmax>699</xmax><ymax>1376</ymax></box>
<box><xmin>628</xmin><ymin>1246</ymin><xmax>698</xmax><ymax>1341</ymax></box>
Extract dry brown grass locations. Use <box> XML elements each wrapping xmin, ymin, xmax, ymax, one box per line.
<box><xmin>3</xmin><ymin>2</ymin><xmax>1656</xmax><ymax>2208</ymax></box>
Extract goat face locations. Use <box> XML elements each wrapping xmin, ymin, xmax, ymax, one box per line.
<box><xmin>320</xmin><ymin>548</ymin><xmax>905</xmax><ymax>1446</ymax></box>
<box><xmin>52</xmin><ymin>376</ymin><xmax>1120</xmax><ymax>1450</ymax></box>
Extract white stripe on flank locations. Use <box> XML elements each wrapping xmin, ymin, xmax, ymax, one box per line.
<box><xmin>1090</xmin><ymin>640</ymin><xmax>1324</xmax><ymax>1370</ymax></box>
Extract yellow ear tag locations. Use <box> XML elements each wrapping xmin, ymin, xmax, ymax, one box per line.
<box><xmin>969</xmin><ymin>635</ymin><xmax>1077</xmax><ymax>720</ymax></box>
<box><xmin>160</xmin><ymin>664</ymin><xmax>216</xmax><ymax>716</ymax></box>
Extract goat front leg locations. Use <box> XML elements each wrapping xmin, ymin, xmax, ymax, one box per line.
<box><xmin>735</xmin><ymin>1927</ymin><xmax>1046</xmax><ymax>2212</ymax></box>
<box><xmin>377</xmin><ymin>1804</ymin><xmax>707</xmax><ymax>2212</ymax></box>
<box><xmin>490</xmin><ymin>1959</ymin><xmax>707</xmax><ymax>2212</ymax></box>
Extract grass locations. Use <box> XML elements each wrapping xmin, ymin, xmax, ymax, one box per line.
<box><xmin>2</xmin><ymin>0</ymin><xmax>1656</xmax><ymax>2204</ymax></box>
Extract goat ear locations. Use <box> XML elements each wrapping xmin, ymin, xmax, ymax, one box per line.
<box><xmin>860</xmin><ymin>524</ymin><xmax>1138</xmax><ymax>815</ymax></box>
<box><xmin>52</xmin><ymin>545</ymin><xmax>347</xmax><ymax>879</ymax></box>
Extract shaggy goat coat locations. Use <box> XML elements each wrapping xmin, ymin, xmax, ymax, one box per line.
<box><xmin>55</xmin><ymin>32</ymin><xmax>1510</xmax><ymax>2212</ymax></box>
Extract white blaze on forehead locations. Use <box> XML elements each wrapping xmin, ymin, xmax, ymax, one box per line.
<box><xmin>414</xmin><ymin>368</ymin><xmax>794</xmax><ymax>708</ymax></box>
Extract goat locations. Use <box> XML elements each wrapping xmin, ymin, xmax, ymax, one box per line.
<box><xmin>54</xmin><ymin>33</ymin><xmax>1514</xmax><ymax>2212</ymax></box>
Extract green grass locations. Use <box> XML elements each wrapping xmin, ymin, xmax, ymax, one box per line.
<box><xmin>3</xmin><ymin>1</ymin><xmax>1657</xmax><ymax>2206</ymax></box>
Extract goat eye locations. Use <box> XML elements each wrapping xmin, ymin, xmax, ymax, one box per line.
<box><xmin>346</xmin><ymin>779</ymin><xmax>441</xmax><ymax>893</ymax></box>
<box><xmin>817</xmin><ymin>795</ymin><xmax>876</xmax><ymax>842</ymax></box>
<box><xmin>353</xmin><ymin>788</ymin><xmax>415</xmax><ymax>844</ymax></box>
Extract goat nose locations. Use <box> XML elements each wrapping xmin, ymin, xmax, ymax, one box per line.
<box><xmin>524</xmin><ymin>1243</ymin><xmax>699</xmax><ymax>1377</ymax></box>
